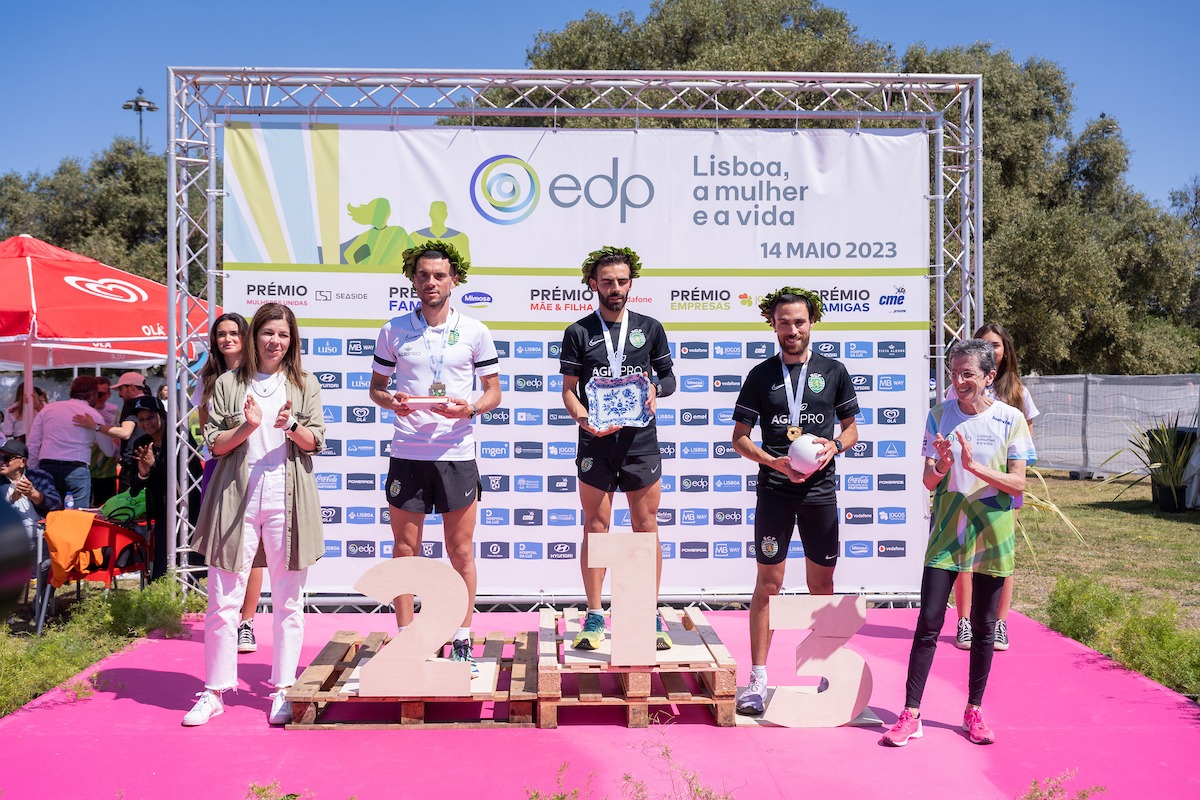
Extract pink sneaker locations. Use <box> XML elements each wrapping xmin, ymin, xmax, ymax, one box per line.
<box><xmin>881</xmin><ymin>708</ymin><xmax>923</xmax><ymax>746</ymax></box>
<box><xmin>963</xmin><ymin>707</ymin><xmax>995</xmax><ymax>744</ymax></box>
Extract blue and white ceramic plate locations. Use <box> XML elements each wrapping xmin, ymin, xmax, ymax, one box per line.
<box><xmin>585</xmin><ymin>374</ymin><xmax>652</xmax><ymax>429</ymax></box>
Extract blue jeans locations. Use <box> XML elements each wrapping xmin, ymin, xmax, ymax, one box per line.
<box><xmin>40</xmin><ymin>460</ymin><xmax>92</xmax><ymax>508</ymax></box>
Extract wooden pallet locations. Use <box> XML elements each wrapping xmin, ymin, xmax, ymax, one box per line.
<box><xmin>537</xmin><ymin>606</ymin><xmax>737</xmax><ymax>728</ymax></box>
<box><xmin>284</xmin><ymin>629</ymin><xmax>538</xmax><ymax>729</ymax></box>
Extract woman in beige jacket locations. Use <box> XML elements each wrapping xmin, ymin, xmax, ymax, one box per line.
<box><xmin>183</xmin><ymin>303</ymin><xmax>326</xmax><ymax>727</ymax></box>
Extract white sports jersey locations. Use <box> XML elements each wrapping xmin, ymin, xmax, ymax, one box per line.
<box><xmin>372</xmin><ymin>308</ymin><xmax>500</xmax><ymax>461</ymax></box>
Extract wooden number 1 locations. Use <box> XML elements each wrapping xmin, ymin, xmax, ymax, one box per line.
<box><xmin>763</xmin><ymin>595</ymin><xmax>873</xmax><ymax>727</ymax></box>
<box><xmin>588</xmin><ymin>531</ymin><xmax>659</xmax><ymax>666</ymax></box>
<box><xmin>353</xmin><ymin>558</ymin><xmax>472</xmax><ymax>697</ymax></box>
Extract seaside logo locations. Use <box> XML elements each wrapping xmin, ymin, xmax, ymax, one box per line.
<box><xmin>713</xmin><ymin>342</ymin><xmax>741</xmax><ymax>359</ymax></box>
<box><xmin>471</xmin><ymin>155</ymin><xmax>541</xmax><ymax>225</ymax></box>
<box><xmin>515</xmin><ymin>341</ymin><xmax>544</xmax><ymax>359</ymax></box>
<box><xmin>547</xmin><ymin>409</ymin><xmax>574</xmax><ymax>426</ymax></box>
<box><xmin>548</xmin><ymin>542</ymin><xmax>578</xmax><ymax>560</ymax></box>
<box><xmin>481</xmin><ymin>508</ymin><xmax>510</xmax><ymax>526</ymax></box>
<box><xmin>462</xmin><ymin>291</ymin><xmax>493</xmax><ymax>309</ymax></box>
<box><xmin>845</xmin><ymin>540</ymin><xmax>873</xmax><ymax>558</ymax></box>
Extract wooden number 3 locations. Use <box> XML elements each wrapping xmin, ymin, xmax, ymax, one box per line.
<box><xmin>764</xmin><ymin>595</ymin><xmax>872</xmax><ymax>727</ymax></box>
<box><xmin>353</xmin><ymin>558</ymin><xmax>472</xmax><ymax>697</ymax></box>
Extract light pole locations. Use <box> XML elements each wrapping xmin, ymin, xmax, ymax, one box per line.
<box><xmin>122</xmin><ymin>88</ymin><xmax>159</xmax><ymax>149</ymax></box>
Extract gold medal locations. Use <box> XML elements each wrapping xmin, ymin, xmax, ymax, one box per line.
<box><xmin>429</xmin><ymin>382</ymin><xmax>446</xmax><ymax>397</ymax></box>
<box><xmin>786</xmin><ymin>426</ymin><xmax>803</xmax><ymax>441</ymax></box>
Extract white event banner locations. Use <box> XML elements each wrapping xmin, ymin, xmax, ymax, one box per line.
<box><xmin>221</xmin><ymin>124</ymin><xmax>930</xmax><ymax>599</ymax></box>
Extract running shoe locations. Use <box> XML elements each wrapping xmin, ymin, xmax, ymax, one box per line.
<box><xmin>736</xmin><ymin>672</ymin><xmax>768</xmax><ymax>716</ymax></box>
<box><xmin>881</xmin><ymin>708</ymin><xmax>923</xmax><ymax>746</ymax></box>
<box><xmin>963</xmin><ymin>707</ymin><xmax>995</xmax><ymax>744</ymax></box>
<box><xmin>573</xmin><ymin>611</ymin><xmax>606</xmax><ymax>650</ymax></box>
<box><xmin>656</xmin><ymin>616</ymin><xmax>673</xmax><ymax>650</ymax></box>
<box><xmin>955</xmin><ymin>617</ymin><xmax>972</xmax><ymax>650</ymax></box>
<box><xmin>993</xmin><ymin>619</ymin><xmax>1010</xmax><ymax>651</ymax></box>
<box><xmin>268</xmin><ymin>690</ymin><xmax>292</xmax><ymax>726</ymax></box>
<box><xmin>451</xmin><ymin>637</ymin><xmax>480</xmax><ymax>678</ymax></box>
<box><xmin>237</xmin><ymin>619</ymin><xmax>257</xmax><ymax>653</ymax></box>
<box><xmin>182</xmin><ymin>690</ymin><xmax>223</xmax><ymax>727</ymax></box>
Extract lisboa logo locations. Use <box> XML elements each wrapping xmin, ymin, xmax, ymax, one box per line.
<box><xmin>64</xmin><ymin>275</ymin><xmax>148</xmax><ymax>304</ymax></box>
<box><xmin>471</xmin><ymin>155</ymin><xmax>540</xmax><ymax>225</ymax></box>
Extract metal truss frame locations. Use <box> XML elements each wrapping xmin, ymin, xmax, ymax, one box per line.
<box><xmin>166</xmin><ymin>68</ymin><xmax>983</xmax><ymax>606</ymax></box>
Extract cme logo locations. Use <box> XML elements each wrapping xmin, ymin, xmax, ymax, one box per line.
<box><xmin>515</xmin><ymin>341</ymin><xmax>544</xmax><ymax>359</ymax></box>
<box><xmin>346</xmin><ymin>339</ymin><xmax>375</xmax><ymax>357</ymax></box>
<box><xmin>843</xmin><ymin>507</ymin><xmax>873</xmax><ymax>524</ymax></box>
<box><xmin>815</xmin><ymin>342</ymin><xmax>841</xmax><ymax>358</ymax></box>
<box><xmin>878</xmin><ymin>375</ymin><xmax>906</xmax><ymax>391</ymax></box>
<box><xmin>462</xmin><ymin>291</ymin><xmax>493</xmax><ymax>309</ymax></box>
<box><xmin>548</xmin><ymin>442</ymin><xmax>577</xmax><ymax>459</ymax></box>
<box><xmin>515</xmin><ymin>509</ymin><xmax>544</xmax><ymax>526</ymax></box>
<box><xmin>515</xmin><ymin>542</ymin><xmax>543</xmax><ymax>561</ymax></box>
<box><xmin>680</xmin><ymin>342</ymin><xmax>709</xmax><ymax>359</ymax></box>
<box><xmin>879</xmin><ymin>286</ymin><xmax>907</xmax><ymax>310</ymax></box>
<box><xmin>878</xmin><ymin>540</ymin><xmax>907</xmax><ymax>557</ymax></box>
<box><xmin>844</xmin><ymin>474</ymin><xmax>873</xmax><ymax>492</ymax></box>
<box><xmin>878</xmin><ymin>507</ymin><xmax>907</xmax><ymax>524</ymax></box>
<box><xmin>657</xmin><ymin>509</ymin><xmax>676</xmax><ymax>526</ymax></box>
<box><xmin>347</xmin><ymin>540</ymin><xmax>376</xmax><ymax>558</ymax></box>
<box><xmin>547</xmin><ymin>409</ymin><xmax>573</xmax><ymax>426</ymax></box>
<box><xmin>493</xmin><ymin>341</ymin><xmax>511</xmax><ymax>358</ymax></box>
<box><xmin>347</xmin><ymin>372</ymin><xmax>372</xmax><ymax>390</ymax></box>
<box><xmin>471</xmin><ymin>155</ymin><xmax>541</xmax><ymax>225</ymax></box>
<box><xmin>659</xmin><ymin>442</ymin><xmax>677</xmax><ymax>459</ymax></box>
<box><xmin>713</xmin><ymin>342</ymin><xmax>741</xmax><ymax>359</ymax></box>
<box><xmin>480</xmin><ymin>542</ymin><xmax>510</xmax><ymax>560</ymax></box>
<box><xmin>680</xmin><ymin>508</ymin><xmax>710</xmax><ymax>526</ymax></box>
<box><xmin>314</xmin><ymin>338</ymin><xmax>342</xmax><ymax>356</ymax></box>
<box><xmin>746</xmin><ymin>342</ymin><xmax>774</xmax><ymax>358</ymax></box>
<box><xmin>548</xmin><ymin>475</ymin><xmax>576</xmax><ymax>493</ymax></box>
<box><xmin>321</xmin><ymin>506</ymin><xmax>342</xmax><ymax>525</ymax></box>
<box><xmin>514</xmin><ymin>441</ymin><xmax>544</xmax><ymax>459</ymax></box>
<box><xmin>515</xmin><ymin>408</ymin><xmax>544</xmax><ymax>425</ymax></box>
<box><xmin>482</xmin><ymin>408</ymin><xmax>511</xmax><ymax>425</ymax></box>
<box><xmin>850</xmin><ymin>374</ymin><xmax>872</xmax><ymax>392</ymax></box>
<box><xmin>323</xmin><ymin>406</ymin><xmax>343</xmax><ymax>424</ymax></box>
<box><xmin>481</xmin><ymin>508</ymin><xmax>510</xmax><ymax>526</ymax></box>
<box><xmin>846</xmin><ymin>441</ymin><xmax>874</xmax><ymax>458</ymax></box>
<box><xmin>681</xmin><ymin>442</ymin><xmax>708</xmax><ymax>459</ymax></box>
<box><xmin>515</xmin><ymin>375</ymin><xmax>544</xmax><ymax>392</ymax></box>
<box><xmin>480</xmin><ymin>441</ymin><xmax>510</xmax><ymax>459</ymax></box>
<box><xmin>323</xmin><ymin>541</ymin><xmax>342</xmax><ymax>557</ymax></box>
<box><xmin>712</xmin><ymin>375</ymin><xmax>742</xmax><ymax>393</ymax></box>
<box><xmin>548</xmin><ymin>542</ymin><xmax>578</xmax><ymax>560</ymax></box>
<box><xmin>714</xmin><ymin>508</ymin><xmax>742</xmax><ymax>526</ymax></box>
<box><xmin>348</xmin><ymin>406</ymin><xmax>375</xmax><ymax>424</ymax></box>
<box><xmin>713</xmin><ymin>442</ymin><xmax>738</xmax><ymax>459</ymax></box>
<box><xmin>846</xmin><ymin>341</ymin><xmax>873</xmax><ymax>359</ymax></box>
<box><xmin>680</xmin><ymin>541</ymin><xmax>709</xmax><ymax>559</ymax></box>
<box><xmin>316</xmin><ymin>372</ymin><xmax>342</xmax><ymax>389</ymax></box>
<box><xmin>879</xmin><ymin>408</ymin><xmax>906</xmax><ymax>425</ymax></box>
<box><xmin>482</xmin><ymin>474</ymin><xmax>510</xmax><ymax>492</ymax></box>
<box><xmin>345</xmin><ymin>473</ymin><xmax>375</xmax><ymax>491</ymax></box>
<box><xmin>879</xmin><ymin>441</ymin><xmax>906</xmax><ymax>458</ymax></box>
<box><xmin>877</xmin><ymin>474</ymin><xmax>907</xmax><ymax>491</ymax></box>
<box><xmin>315</xmin><ymin>473</ymin><xmax>342</xmax><ymax>491</ymax></box>
<box><xmin>845</xmin><ymin>540</ymin><xmax>873</xmax><ymax>558</ymax></box>
<box><xmin>681</xmin><ymin>475</ymin><xmax>709</xmax><ymax>493</ymax></box>
<box><xmin>713</xmin><ymin>541</ymin><xmax>742</xmax><ymax>559</ymax></box>
<box><xmin>681</xmin><ymin>409</ymin><xmax>709</xmax><ymax>426</ymax></box>
<box><xmin>548</xmin><ymin>509</ymin><xmax>577</xmax><ymax>526</ymax></box>
<box><xmin>877</xmin><ymin>341</ymin><xmax>906</xmax><ymax>359</ymax></box>
<box><xmin>515</xmin><ymin>475</ymin><xmax>544</xmax><ymax>492</ymax></box>
<box><xmin>681</xmin><ymin>376</ymin><xmax>708</xmax><ymax>393</ymax></box>
<box><xmin>346</xmin><ymin>440</ymin><xmax>375</xmax><ymax>457</ymax></box>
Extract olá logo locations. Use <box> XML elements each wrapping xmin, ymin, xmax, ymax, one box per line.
<box><xmin>471</xmin><ymin>155</ymin><xmax>540</xmax><ymax>225</ymax></box>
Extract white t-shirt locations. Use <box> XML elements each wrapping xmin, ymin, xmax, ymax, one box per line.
<box><xmin>372</xmin><ymin>308</ymin><xmax>500</xmax><ymax>461</ymax></box>
<box><xmin>245</xmin><ymin>372</ymin><xmax>288</xmax><ymax>477</ymax></box>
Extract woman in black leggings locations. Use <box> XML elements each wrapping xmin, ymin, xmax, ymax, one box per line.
<box><xmin>882</xmin><ymin>339</ymin><xmax>1036</xmax><ymax>747</ymax></box>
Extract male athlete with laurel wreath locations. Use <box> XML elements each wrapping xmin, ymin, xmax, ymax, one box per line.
<box><xmin>559</xmin><ymin>246</ymin><xmax>677</xmax><ymax>651</ymax></box>
<box><xmin>368</xmin><ymin>241</ymin><xmax>502</xmax><ymax>677</ymax></box>
<box><xmin>730</xmin><ymin>287</ymin><xmax>859</xmax><ymax>715</ymax></box>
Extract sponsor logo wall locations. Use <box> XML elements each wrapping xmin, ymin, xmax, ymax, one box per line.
<box><xmin>223</xmin><ymin>125</ymin><xmax>930</xmax><ymax>597</ymax></box>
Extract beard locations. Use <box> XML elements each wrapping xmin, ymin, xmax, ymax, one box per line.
<box><xmin>419</xmin><ymin>291</ymin><xmax>449</xmax><ymax>309</ymax></box>
<box><xmin>778</xmin><ymin>331</ymin><xmax>810</xmax><ymax>356</ymax></box>
<box><xmin>599</xmin><ymin>290</ymin><xmax>627</xmax><ymax>314</ymax></box>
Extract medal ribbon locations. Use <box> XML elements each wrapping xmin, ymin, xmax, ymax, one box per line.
<box><xmin>595</xmin><ymin>309</ymin><xmax>629</xmax><ymax>378</ymax></box>
<box><xmin>780</xmin><ymin>352</ymin><xmax>811</xmax><ymax>428</ymax></box>
<box><xmin>420</xmin><ymin>308</ymin><xmax>455</xmax><ymax>388</ymax></box>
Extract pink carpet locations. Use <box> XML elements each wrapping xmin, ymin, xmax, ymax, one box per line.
<box><xmin>1</xmin><ymin>610</ymin><xmax>1197</xmax><ymax>800</ymax></box>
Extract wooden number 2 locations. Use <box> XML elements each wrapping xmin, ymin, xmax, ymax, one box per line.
<box><xmin>588</xmin><ymin>531</ymin><xmax>658</xmax><ymax>666</ymax></box>
<box><xmin>353</xmin><ymin>558</ymin><xmax>472</xmax><ymax>697</ymax></box>
<box><xmin>763</xmin><ymin>595</ymin><xmax>873</xmax><ymax>727</ymax></box>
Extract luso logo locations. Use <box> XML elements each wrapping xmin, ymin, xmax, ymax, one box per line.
<box><xmin>471</xmin><ymin>155</ymin><xmax>540</xmax><ymax>225</ymax></box>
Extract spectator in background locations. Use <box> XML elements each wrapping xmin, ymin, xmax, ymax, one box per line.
<box><xmin>27</xmin><ymin>376</ymin><xmax>115</xmax><ymax>508</ymax></box>
<box><xmin>77</xmin><ymin>371</ymin><xmax>148</xmax><ymax>491</ymax></box>
<box><xmin>89</xmin><ymin>377</ymin><xmax>121</xmax><ymax>506</ymax></box>
<box><xmin>1</xmin><ymin>384</ymin><xmax>48</xmax><ymax>442</ymax></box>
<box><xmin>157</xmin><ymin>383</ymin><xmax>170</xmax><ymax>408</ymax></box>
<box><xmin>0</xmin><ymin>438</ymin><xmax>62</xmax><ymax>550</ymax></box>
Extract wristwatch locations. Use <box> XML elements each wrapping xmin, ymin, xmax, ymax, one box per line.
<box><xmin>288</xmin><ymin>419</ymin><xmax>299</xmax><ymax>432</ymax></box>
<box><xmin>94</xmin><ymin>424</ymin><xmax>102</xmax><ymax>432</ymax></box>
<box><xmin>468</xmin><ymin>404</ymin><xmax>477</xmax><ymax>419</ymax></box>
<box><xmin>834</xmin><ymin>438</ymin><xmax>844</xmax><ymax>454</ymax></box>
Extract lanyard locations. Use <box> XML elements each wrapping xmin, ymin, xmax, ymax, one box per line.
<box><xmin>419</xmin><ymin>309</ymin><xmax>455</xmax><ymax>386</ymax></box>
<box><xmin>779</xmin><ymin>352</ymin><xmax>811</xmax><ymax>428</ymax></box>
<box><xmin>595</xmin><ymin>310</ymin><xmax>629</xmax><ymax>378</ymax></box>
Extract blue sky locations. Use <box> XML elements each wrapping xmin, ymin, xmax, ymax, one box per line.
<box><xmin>1</xmin><ymin>1</ymin><xmax>1194</xmax><ymax>207</ymax></box>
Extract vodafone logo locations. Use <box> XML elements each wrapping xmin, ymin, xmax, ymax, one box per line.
<box><xmin>64</xmin><ymin>276</ymin><xmax>148</xmax><ymax>304</ymax></box>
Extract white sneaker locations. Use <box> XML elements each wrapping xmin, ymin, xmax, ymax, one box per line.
<box><xmin>182</xmin><ymin>690</ymin><xmax>223</xmax><ymax>726</ymax></box>
<box><xmin>268</xmin><ymin>689</ymin><xmax>293</xmax><ymax>726</ymax></box>
<box><xmin>736</xmin><ymin>672</ymin><xmax>768</xmax><ymax>716</ymax></box>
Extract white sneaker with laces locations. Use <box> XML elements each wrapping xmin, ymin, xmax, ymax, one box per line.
<box><xmin>736</xmin><ymin>672</ymin><xmax>768</xmax><ymax>716</ymax></box>
<box><xmin>182</xmin><ymin>690</ymin><xmax>223</xmax><ymax>727</ymax></box>
<box><xmin>268</xmin><ymin>689</ymin><xmax>293</xmax><ymax>726</ymax></box>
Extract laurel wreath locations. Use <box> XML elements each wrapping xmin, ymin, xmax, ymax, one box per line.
<box><xmin>580</xmin><ymin>245</ymin><xmax>642</xmax><ymax>284</ymax></box>
<box><xmin>759</xmin><ymin>286</ymin><xmax>824</xmax><ymax>323</ymax></box>
<box><xmin>401</xmin><ymin>240</ymin><xmax>470</xmax><ymax>284</ymax></box>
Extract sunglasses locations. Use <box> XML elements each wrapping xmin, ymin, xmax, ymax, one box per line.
<box><xmin>2</xmin><ymin>454</ymin><xmax>22</xmax><ymax>463</ymax></box>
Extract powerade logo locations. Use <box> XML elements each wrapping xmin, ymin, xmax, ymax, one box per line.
<box><xmin>481</xmin><ymin>542</ymin><xmax>510</xmax><ymax>560</ymax></box>
<box><xmin>746</xmin><ymin>342</ymin><xmax>774</xmax><ymax>358</ymax></box>
<box><xmin>347</xmin><ymin>440</ymin><xmax>375</xmax><ymax>457</ymax></box>
<box><xmin>515</xmin><ymin>408</ymin><xmax>544</xmax><ymax>425</ymax></box>
<box><xmin>515</xmin><ymin>542</ymin><xmax>543</xmax><ymax>560</ymax></box>
<box><xmin>877</xmin><ymin>341</ymin><xmax>906</xmax><ymax>359</ymax></box>
<box><xmin>681</xmin><ymin>409</ymin><xmax>709</xmax><ymax>426</ymax></box>
<box><xmin>420</xmin><ymin>542</ymin><xmax>444</xmax><ymax>559</ymax></box>
<box><xmin>878</xmin><ymin>474</ymin><xmax>907</xmax><ymax>491</ymax></box>
<box><xmin>480</xmin><ymin>441</ymin><xmax>510</xmax><ymax>459</ymax></box>
<box><xmin>680</xmin><ymin>542</ymin><xmax>709</xmax><ymax>559</ymax></box>
<box><xmin>713</xmin><ymin>541</ymin><xmax>742</xmax><ymax>559</ymax></box>
<box><xmin>843</xmin><ymin>507</ymin><xmax>873</xmax><ymax>524</ymax></box>
<box><xmin>482</xmin><ymin>408</ymin><xmax>511</xmax><ymax>425</ymax></box>
<box><xmin>712</xmin><ymin>375</ymin><xmax>742</xmax><ymax>392</ymax></box>
<box><xmin>815</xmin><ymin>341</ymin><xmax>841</xmax><ymax>358</ymax></box>
<box><xmin>845</xmin><ymin>540</ymin><xmax>873</xmax><ymax>558</ymax></box>
<box><xmin>878</xmin><ymin>375</ymin><xmax>906</xmax><ymax>391</ymax></box>
<box><xmin>548</xmin><ymin>542</ymin><xmax>578</xmax><ymax>560</ymax></box>
<box><xmin>846</xmin><ymin>341</ymin><xmax>873</xmax><ymax>359</ymax></box>
<box><xmin>657</xmin><ymin>509</ymin><xmax>676</xmax><ymax>526</ymax></box>
<box><xmin>714</xmin><ymin>475</ymin><xmax>741</xmax><ymax>492</ymax></box>
<box><xmin>680</xmin><ymin>342</ymin><xmax>710</xmax><ymax>359</ymax></box>
<box><xmin>483</xmin><ymin>474</ymin><xmax>510</xmax><ymax>492</ymax></box>
<box><xmin>879</xmin><ymin>441</ymin><xmax>906</xmax><ymax>458</ymax></box>
<box><xmin>314</xmin><ymin>338</ymin><xmax>342</xmax><ymax>356</ymax></box>
<box><xmin>316</xmin><ymin>473</ymin><xmax>342</xmax><ymax>491</ymax></box>
<box><xmin>547</xmin><ymin>409</ymin><xmax>574</xmax><ymax>426</ymax></box>
<box><xmin>323</xmin><ymin>540</ymin><xmax>342</xmax><ymax>557</ymax></box>
<box><xmin>713</xmin><ymin>342</ymin><xmax>741</xmax><ymax>359</ymax></box>
<box><xmin>316</xmin><ymin>371</ymin><xmax>342</xmax><ymax>389</ymax></box>
<box><xmin>878</xmin><ymin>507</ymin><xmax>907</xmax><ymax>524</ymax></box>
<box><xmin>481</xmin><ymin>508</ymin><xmax>510</xmax><ymax>526</ymax></box>
<box><xmin>714</xmin><ymin>508</ymin><xmax>742</xmax><ymax>525</ymax></box>
<box><xmin>462</xmin><ymin>291</ymin><xmax>494</xmax><ymax>309</ymax></box>
<box><xmin>855</xmin><ymin>409</ymin><xmax>874</xmax><ymax>425</ymax></box>
<box><xmin>347</xmin><ymin>508</ymin><xmax>375</xmax><ymax>524</ymax></box>
<box><xmin>346</xmin><ymin>473</ymin><xmax>375</xmax><ymax>491</ymax></box>
<box><xmin>681</xmin><ymin>376</ymin><xmax>708</xmax><ymax>393</ymax></box>
<box><xmin>681</xmin><ymin>442</ymin><xmax>708</xmax><ymax>459</ymax></box>
<box><xmin>844</xmin><ymin>474</ymin><xmax>873</xmax><ymax>492</ymax></box>
<box><xmin>549</xmin><ymin>475</ymin><xmax>576</xmax><ymax>493</ymax></box>
<box><xmin>878</xmin><ymin>540</ymin><xmax>907</xmax><ymax>557</ymax></box>
<box><xmin>514</xmin><ymin>441</ymin><xmax>544</xmax><ymax>459</ymax></box>
<box><xmin>346</xmin><ymin>339</ymin><xmax>375</xmax><ymax>357</ymax></box>
<box><xmin>681</xmin><ymin>475</ymin><xmax>709</xmax><ymax>493</ymax></box>
<box><xmin>659</xmin><ymin>442</ymin><xmax>677</xmax><ymax>459</ymax></box>
<box><xmin>515</xmin><ymin>341</ymin><xmax>544</xmax><ymax>358</ymax></box>
<box><xmin>548</xmin><ymin>509</ymin><xmax>577</xmax><ymax>526</ymax></box>
<box><xmin>348</xmin><ymin>405</ymin><xmax>375</xmax><ymax>424</ymax></box>
<box><xmin>547</xmin><ymin>442</ymin><xmax>576</xmax><ymax>459</ymax></box>
<box><xmin>471</xmin><ymin>155</ymin><xmax>541</xmax><ymax>225</ymax></box>
<box><xmin>515</xmin><ymin>375</ymin><xmax>544</xmax><ymax>392</ymax></box>
<box><xmin>494</xmin><ymin>341</ymin><xmax>511</xmax><ymax>358</ymax></box>
<box><xmin>660</xmin><ymin>475</ymin><xmax>676</xmax><ymax>492</ymax></box>
<box><xmin>321</xmin><ymin>440</ymin><xmax>342</xmax><ymax>457</ymax></box>
<box><xmin>347</xmin><ymin>540</ymin><xmax>376</xmax><ymax>558</ymax></box>
<box><xmin>681</xmin><ymin>508</ymin><xmax>710</xmax><ymax>526</ymax></box>
<box><xmin>879</xmin><ymin>408</ymin><xmax>906</xmax><ymax>425</ymax></box>
<box><xmin>347</xmin><ymin>372</ymin><xmax>372</xmax><ymax>390</ymax></box>
<box><xmin>323</xmin><ymin>406</ymin><xmax>343</xmax><ymax>424</ymax></box>
<box><xmin>714</xmin><ymin>409</ymin><xmax>735</xmax><ymax>426</ymax></box>
<box><xmin>515</xmin><ymin>475</ymin><xmax>543</xmax><ymax>492</ymax></box>
<box><xmin>850</xmin><ymin>374</ymin><xmax>872</xmax><ymax>392</ymax></box>
<box><xmin>846</xmin><ymin>441</ymin><xmax>874</xmax><ymax>458</ymax></box>
<box><xmin>657</xmin><ymin>408</ymin><xmax>676</xmax><ymax>426</ymax></box>
<box><xmin>515</xmin><ymin>509</ymin><xmax>544</xmax><ymax>526</ymax></box>
<box><xmin>713</xmin><ymin>442</ymin><xmax>738</xmax><ymax>459</ymax></box>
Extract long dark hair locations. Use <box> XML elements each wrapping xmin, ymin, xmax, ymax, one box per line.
<box><xmin>974</xmin><ymin>322</ymin><xmax>1024</xmax><ymax>412</ymax></box>
<box><xmin>199</xmin><ymin>313</ymin><xmax>248</xmax><ymax>404</ymax></box>
<box><xmin>238</xmin><ymin>303</ymin><xmax>306</xmax><ymax>388</ymax></box>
